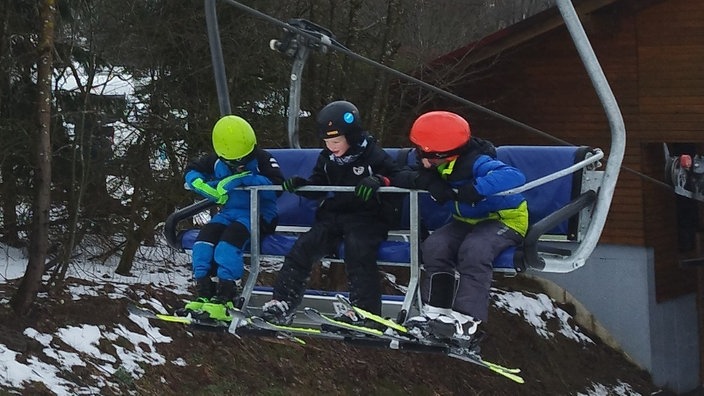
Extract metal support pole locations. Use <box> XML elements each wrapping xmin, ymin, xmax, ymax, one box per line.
<box><xmin>542</xmin><ymin>0</ymin><xmax>626</xmax><ymax>272</ymax></box>
<box><xmin>287</xmin><ymin>47</ymin><xmax>310</xmax><ymax>148</ymax></box>
<box><xmin>205</xmin><ymin>0</ymin><xmax>231</xmax><ymax>115</ymax></box>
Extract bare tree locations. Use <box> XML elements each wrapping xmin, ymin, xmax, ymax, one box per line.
<box><xmin>11</xmin><ymin>0</ymin><xmax>56</xmax><ymax>315</ymax></box>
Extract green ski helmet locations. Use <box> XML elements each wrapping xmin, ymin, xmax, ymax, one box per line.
<box><xmin>211</xmin><ymin>115</ymin><xmax>257</xmax><ymax>160</ymax></box>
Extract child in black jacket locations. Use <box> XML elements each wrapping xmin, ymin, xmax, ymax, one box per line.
<box><xmin>262</xmin><ymin>101</ymin><xmax>403</xmax><ymax>326</ymax></box>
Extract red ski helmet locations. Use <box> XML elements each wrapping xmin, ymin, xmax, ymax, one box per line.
<box><xmin>409</xmin><ymin>111</ymin><xmax>471</xmax><ymax>159</ymax></box>
<box><xmin>316</xmin><ymin>100</ymin><xmax>363</xmax><ymax>143</ymax></box>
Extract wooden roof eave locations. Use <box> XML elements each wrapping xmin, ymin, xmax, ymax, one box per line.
<box><xmin>434</xmin><ymin>0</ymin><xmax>622</xmax><ymax>69</ymax></box>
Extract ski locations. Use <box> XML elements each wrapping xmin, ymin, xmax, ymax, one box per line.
<box><xmin>335</xmin><ymin>294</ymin><xmax>409</xmax><ymax>334</ymax></box>
<box><xmin>303</xmin><ymin>307</ymin><xmax>465</xmax><ymax>355</ymax></box>
<box><xmin>247</xmin><ymin>316</ymin><xmax>323</xmax><ymax>336</ymax></box>
<box><xmin>303</xmin><ymin>307</ymin><xmax>395</xmax><ymax>339</ymax></box>
<box><xmin>447</xmin><ymin>352</ymin><xmax>524</xmax><ymax>383</ymax></box>
<box><xmin>129</xmin><ymin>304</ymin><xmax>313</xmax><ymax>344</ymax></box>
<box><xmin>129</xmin><ymin>303</ymin><xmax>523</xmax><ymax>382</ymax></box>
<box><xmin>333</xmin><ymin>294</ymin><xmax>524</xmax><ymax>383</ymax></box>
<box><xmin>226</xmin><ymin>308</ymin><xmax>356</xmax><ymax>345</ymax></box>
<box><xmin>127</xmin><ymin>303</ymin><xmax>230</xmax><ymax>330</ymax></box>
<box><xmin>243</xmin><ymin>316</ymin><xmax>329</xmax><ymax>345</ymax></box>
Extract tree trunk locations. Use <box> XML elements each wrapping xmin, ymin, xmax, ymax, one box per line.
<box><xmin>51</xmin><ymin>62</ymin><xmax>97</xmax><ymax>285</ymax></box>
<box><xmin>11</xmin><ymin>0</ymin><xmax>56</xmax><ymax>315</ymax></box>
<box><xmin>115</xmin><ymin>188</ymin><xmax>146</xmax><ymax>276</ymax></box>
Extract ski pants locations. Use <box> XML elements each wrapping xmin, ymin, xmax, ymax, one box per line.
<box><xmin>420</xmin><ymin>219</ymin><xmax>523</xmax><ymax>322</ymax></box>
<box><xmin>273</xmin><ymin>212</ymin><xmax>388</xmax><ymax>314</ymax></box>
<box><xmin>192</xmin><ymin>215</ymin><xmax>250</xmax><ymax>281</ymax></box>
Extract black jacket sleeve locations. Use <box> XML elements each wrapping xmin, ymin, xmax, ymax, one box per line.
<box><xmin>290</xmin><ymin>152</ymin><xmax>328</xmax><ymax>200</ymax></box>
<box><xmin>257</xmin><ymin>149</ymin><xmax>285</xmax><ymax>185</ymax></box>
<box><xmin>184</xmin><ymin>154</ymin><xmax>218</xmax><ymax>178</ymax></box>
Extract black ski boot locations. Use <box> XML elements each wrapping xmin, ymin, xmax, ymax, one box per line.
<box><xmin>201</xmin><ymin>280</ymin><xmax>238</xmax><ymax>321</ymax></box>
<box><xmin>176</xmin><ymin>277</ymin><xmax>215</xmax><ymax>316</ymax></box>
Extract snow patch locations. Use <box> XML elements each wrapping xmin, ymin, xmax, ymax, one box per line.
<box><xmin>492</xmin><ymin>288</ymin><xmax>593</xmax><ymax>344</ymax></box>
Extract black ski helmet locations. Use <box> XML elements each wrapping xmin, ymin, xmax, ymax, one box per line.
<box><xmin>315</xmin><ymin>100</ymin><xmax>363</xmax><ymax>143</ymax></box>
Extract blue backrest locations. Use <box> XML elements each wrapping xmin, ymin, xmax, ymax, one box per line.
<box><xmin>269</xmin><ymin>146</ymin><xmax>588</xmax><ymax>239</ymax></box>
<box><xmin>497</xmin><ymin>146</ymin><xmax>585</xmax><ymax>237</ymax></box>
<box><xmin>270</xmin><ymin>149</ymin><xmax>321</xmax><ymax>227</ymax></box>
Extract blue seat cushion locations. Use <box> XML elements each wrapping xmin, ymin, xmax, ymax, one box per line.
<box><xmin>181</xmin><ymin>229</ymin><xmax>516</xmax><ymax>270</ymax></box>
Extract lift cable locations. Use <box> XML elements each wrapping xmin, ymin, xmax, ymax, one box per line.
<box><xmin>221</xmin><ymin>0</ymin><xmax>675</xmax><ymax>192</ymax></box>
<box><xmin>221</xmin><ymin>0</ymin><xmax>570</xmax><ymax>146</ymax></box>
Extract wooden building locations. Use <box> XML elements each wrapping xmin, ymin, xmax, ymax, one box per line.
<box><xmin>406</xmin><ymin>0</ymin><xmax>703</xmax><ymax>390</ymax></box>
<box><xmin>412</xmin><ymin>0</ymin><xmax>704</xmax><ymax>301</ymax></box>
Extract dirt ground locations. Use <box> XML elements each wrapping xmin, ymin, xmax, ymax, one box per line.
<box><xmin>0</xmin><ymin>272</ymin><xmax>681</xmax><ymax>396</ymax></box>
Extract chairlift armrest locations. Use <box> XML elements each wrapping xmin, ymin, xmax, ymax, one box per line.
<box><xmin>164</xmin><ymin>199</ymin><xmax>216</xmax><ymax>250</ymax></box>
<box><xmin>522</xmin><ymin>190</ymin><xmax>597</xmax><ymax>270</ymax></box>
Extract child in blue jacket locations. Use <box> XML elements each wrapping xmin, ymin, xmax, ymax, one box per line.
<box><xmin>181</xmin><ymin>115</ymin><xmax>283</xmax><ymax>320</ymax></box>
<box><xmin>404</xmin><ymin>111</ymin><xmax>528</xmax><ymax>348</ymax></box>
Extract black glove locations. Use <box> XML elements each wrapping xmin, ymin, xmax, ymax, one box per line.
<box><xmin>355</xmin><ymin>175</ymin><xmax>388</xmax><ymax>202</ymax></box>
<box><xmin>415</xmin><ymin>171</ymin><xmax>456</xmax><ymax>204</ymax></box>
<box><xmin>414</xmin><ymin>171</ymin><xmax>436</xmax><ymax>190</ymax></box>
<box><xmin>282</xmin><ymin>176</ymin><xmax>308</xmax><ymax>193</ymax></box>
<box><xmin>426</xmin><ymin>179</ymin><xmax>457</xmax><ymax>204</ymax></box>
<box><xmin>457</xmin><ymin>183</ymin><xmax>483</xmax><ymax>203</ymax></box>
